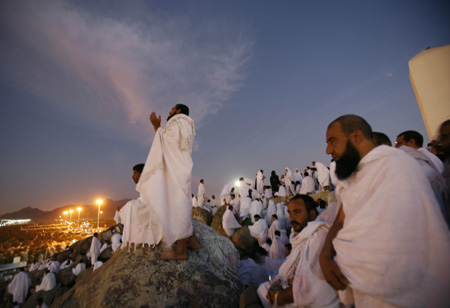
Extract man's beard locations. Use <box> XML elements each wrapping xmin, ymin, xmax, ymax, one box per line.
<box><xmin>335</xmin><ymin>140</ymin><xmax>361</xmax><ymax>180</ymax></box>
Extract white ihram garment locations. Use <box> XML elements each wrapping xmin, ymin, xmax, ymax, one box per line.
<box><xmin>274</xmin><ymin>185</ymin><xmax>287</xmax><ymax>197</ymax></box>
<box><xmin>72</xmin><ymin>263</ymin><xmax>86</xmax><ymax>276</ymax></box>
<box><xmin>418</xmin><ymin>147</ymin><xmax>444</xmax><ymax>173</ymax></box>
<box><xmin>197</xmin><ymin>182</ymin><xmax>205</xmax><ymax>208</ymax></box>
<box><xmin>248</xmin><ymin>219</ymin><xmax>268</xmax><ymax>246</ymax></box>
<box><xmin>249</xmin><ymin>200</ymin><xmax>263</xmax><ymax>223</ymax></box>
<box><xmin>90</xmin><ymin>237</ymin><xmax>101</xmax><ymax>265</ymax></box>
<box><xmin>36</xmin><ymin>273</ymin><xmax>56</xmax><ymax>292</ymax></box>
<box><xmin>300</xmin><ymin>177</ymin><xmax>315</xmax><ymax>194</ymax></box>
<box><xmin>134</xmin><ymin>114</ymin><xmax>195</xmax><ymax>248</ymax></box>
<box><xmin>239</xmin><ymin>196</ymin><xmax>252</xmax><ymax>219</ymax></box>
<box><xmin>276</xmin><ymin>203</ymin><xmax>286</xmax><ymax>230</ymax></box>
<box><xmin>114</xmin><ymin>210</ymin><xmax>121</xmax><ymax>224</ymax></box>
<box><xmin>334</xmin><ymin>145</ymin><xmax>450</xmax><ymax>308</ymax></box>
<box><xmin>314</xmin><ymin>161</ymin><xmax>330</xmax><ymax>190</ymax></box>
<box><xmin>256</xmin><ymin>171</ymin><xmax>264</xmax><ymax>193</ymax></box>
<box><xmin>111</xmin><ymin>233</ymin><xmax>122</xmax><ymax>252</ymax></box>
<box><xmin>222</xmin><ymin>208</ymin><xmax>241</xmax><ymax>237</ymax></box>
<box><xmin>8</xmin><ymin>272</ymin><xmax>31</xmax><ymax>304</ymax></box>
<box><xmin>268</xmin><ymin>236</ymin><xmax>286</xmax><ymax>260</ymax></box>
<box><xmin>284</xmin><ymin>168</ymin><xmax>295</xmax><ymax>196</ymax></box>
<box><xmin>265</xmin><ymin>200</ymin><xmax>277</xmax><ymax>226</ymax></box>
<box><xmin>268</xmin><ymin>219</ymin><xmax>281</xmax><ymax>241</ymax></box>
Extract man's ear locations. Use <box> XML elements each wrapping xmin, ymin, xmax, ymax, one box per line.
<box><xmin>176</xmin><ymin>109</ymin><xmax>181</xmax><ymax>114</ymax></box>
<box><xmin>353</xmin><ymin>130</ymin><xmax>364</xmax><ymax>145</ymax></box>
<box><xmin>309</xmin><ymin>210</ymin><xmax>318</xmax><ymax>221</ymax></box>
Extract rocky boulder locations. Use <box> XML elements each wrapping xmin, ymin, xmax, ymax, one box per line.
<box><xmin>99</xmin><ymin>246</ymin><xmax>113</xmax><ymax>262</ymax></box>
<box><xmin>69</xmin><ymin>236</ymin><xmax>93</xmax><ymax>256</ymax></box>
<box><xmin>210</xmin><ymin>205</ymin><xmax>227</xmax><ymax>235</ymax></box>
<box><xmin>192</xmin><ymin>207</ymin><xmax>213</xmax><ymax>225</ymax></box>
<box><xmin>231</xmin><ymin>226</ymin><xmax>258</xmax><ymax>258</ymax></box>
<box><xmin>23</xmin><ymin>283</ymin><xmax>65</xmax><ymax>308</ymax></box>
<box><xmin>51</xmin><ymin>219</ymin><xmax>243</xmax><ymax>308</ymax></box>
<box><xmin>55</xmin><ymin>267</ymin><xmax>76</xmax><ymax>288</ymax></box>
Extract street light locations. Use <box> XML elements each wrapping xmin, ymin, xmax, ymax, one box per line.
<box><xmin>96</xmin><ymin>199</ymin><xmax>103</xmax><ymax>230</ymax></box>
<box><xmin>77</xmin><ymin>207</ymin><xmax>82</xmax><ymax>228</ymax></box>
<box><xmin>63</xmin><ymin>211</ymin><xmax>68</xmax><ymax>222</ymax></box>
<box><xmin>69</xmin><ymin>209</ymin><xmax>73</xmax><ymax>222</ymax></box>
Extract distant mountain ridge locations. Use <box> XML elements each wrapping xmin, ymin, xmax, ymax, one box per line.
<box><xmin>0</xmin><ymin>198</ymin><xmax>131</xmax><ymax>223</ymax></box>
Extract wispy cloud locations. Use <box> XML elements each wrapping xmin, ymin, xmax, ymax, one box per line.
<box><xmin>0</xmin><ymin>1</ymin><xmax>252</xmax><ymax>144</ymax></box>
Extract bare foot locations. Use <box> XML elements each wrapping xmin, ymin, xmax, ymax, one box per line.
<box><xmin>161</xmin><ymin>249</ymin><xmax>188</xmax><ymax>260</ymax></box>
<box><xmin>187</xmin><ymin>234</ymin><xmax>201</xmax><ymax>250</ymax></box>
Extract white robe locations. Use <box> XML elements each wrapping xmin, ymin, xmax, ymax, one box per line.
<box><xmin>111</xmin><ymin>233</ymin><xmax>122</xmax><ymax>252</ymax></box>
<box><xmin>284</xmin><ymin>168</ymin><xmax>295</xmax><ymax>196</ymax></box>
<box><xmin>300</xmin><ymin>176</ymin><xmax>315</xmax><ymax>194</ymax></box>
<box><xmin>59</xmin><ymin>260</ymin><xmax>72</xmax><ymax>270</ymax></box>
<box><xmin>334</xmin><ymin>145</ymin><xmax>450</xmax><ymax>308</ymax></box>
<box><xmin>276</xmin><ymin>203</ymin><xmax>287</xmax><ymax>230</ymax></box>
<box><xmin>36</xmin><ymin>273</ymin><xmax>56</xmax><ymax>292</ymax></box>
<box><xmin>248</xmin><ymin>219</ymin><xmax>268</xmax><ymax>246</ymax></box>
<box><xmin>314</xmin><ymin>161</ymin><xmax>330</xmax><ymax>190</ymax></box>
<box><xmin>256</xmin><ymin>171</ymin><xmax>264</xmax><ymax>193</ymax></box>
<box><xmin>222</xmin><ymin>208</ymin><xmax>241</xmax><ymax>237</ymax></box>
<box><xmin>249</xmin><ymin>200</ymin><xmax>263</xmax><ymax>223</ymax></box>
<box><xmin>29</xmin><ymin>262</ymin><xmax>40</xmax><ymax>272</ymax></box>
<box><xmin>90</xmin><ymin>237</ymin><xmax>101</xmax><ymax>265</ymax></box>
<box><xmin>197</xmin><ymin>182</ymin><xmax>205</xmax><ymax>207</ymax></box>
<box><xmin>72</xmin><ymin>263</ymin><xmax>86</xmax><ymax>276</ymax></box>
<box><xmin>265</xmin><ymin>200</ymin><xmax>277</xmax><ymax>226</ymax></box>
<box><xmin>134</xmin><ymin>114</ymin><xmax>195</xmax><ymax>247</ymax></box>
<box><xmin>268</xmin><ymin>219</ymin><xmax>281</xmax><ymax>241</ymax></box>
<box><xmin>192</xmin><ymin>196</ymin><xmax>197</xmax><ymax>207</ymax></box>
<box><xmin>230</xmin><ymin>198</ymin><xmax>240</xmax><ymax>216</ymax></box>
<box><xmin>239</xmin><ymin>196</ymin><xmax>252</xmax><ymax>219</ymax></box>
<box><xmin>257</xmin><ymin>204</ymin><xmax>339</xmax><ymax>308</ymax></box>
<box><xmin>114</xmin><ymin>210</ymin><xmax>121</xmax><ymax>225</ymax></box>
<box><xmin>268</xmin><ymin>236</ymin><xmax>286</xmax><ymax>260</ymax></box>
<box><xmin>274</xmin><ymin>185</ymin><xmax>287</xmax><ymax>197</ymax></box>
<box><xmin>8</xmin><ymin>272</ymin><xmax>31</xmax><ymax>304</ymax></box>
<box><xmin>264</xmin><ymin>187</ymin><xmax>273</xmax><ymax>199</ymax></box>
<box><xmin>48</xmin><ymin>261</ymin><xmax>60</xmax><ymax>273</ymax></box>
<box><xmin>418</xmin><ymin>147</ymin><xmax>445</xmax><ymax>173</ymax></box>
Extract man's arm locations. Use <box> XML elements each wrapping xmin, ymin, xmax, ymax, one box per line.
<box><xmin>150</xmin><ymin>112</ymin><xmax>161</xmax><ymax>132</ymax></box>
<box><xmin>319</xmin><ymin>205</ymin><xmax>349</xmax><ymax>290</ymax></box>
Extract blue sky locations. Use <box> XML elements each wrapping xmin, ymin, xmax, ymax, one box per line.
<box><xmin>1</xmin><ymin>0</ymin><xmax>449</xmax><ymax>215</ymax></box>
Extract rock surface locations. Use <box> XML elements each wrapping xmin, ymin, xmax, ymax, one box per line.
<box><xmin>51</xmin><ymin>219</ymin><xmax>243</xmax><ymax>308</ymax></box>
<box><xmin>192</xmin><ymin>207</ymin><xmax>213</xmax><ymax>225</ymax></box>
<box><xmin>210</xmin><ymin>205</ymin><xmax>227</xmax><ymax>236</ymax></box>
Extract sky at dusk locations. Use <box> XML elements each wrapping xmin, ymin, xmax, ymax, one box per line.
<box><xmin>1</xmin><ymin>0</ymin><xmax>449</xmax><ymax>215</ymax></box>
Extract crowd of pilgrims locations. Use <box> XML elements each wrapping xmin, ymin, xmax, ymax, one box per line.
<box><xmin>7</xmin><ymin>118</ymin><xmax>450</xmax><ymax>308</ymax></box>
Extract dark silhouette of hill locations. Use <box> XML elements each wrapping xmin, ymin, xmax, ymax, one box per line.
<box><xmin>0</xmin><ymin>198</ymin><xmax>131</xmax><ymax>223</ymax></box>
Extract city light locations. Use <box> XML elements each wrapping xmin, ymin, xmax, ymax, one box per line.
<box><xmin>96</xmin><ymin>199</ymin><xmax>103</xmax><ymax>230</ymax></box>
<box><xmin>69</xmin><ymin>209</ymin><xmax>73</xmax><ymax>222</ymax></box>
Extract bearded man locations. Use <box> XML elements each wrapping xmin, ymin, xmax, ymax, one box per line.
<box><xmin>257</xmin><ymin>195</ymin><xmax>339</xmax><ymax>307</ymax></box>
<box><xmin>320</xmin><ymin>114</ymin><xmax>450</xmax><ymax>307</ymax></box>
<box><xmin>133</xmin><ymin>104</ymin><xmax>200</xmax><ymax>260</ymax></box>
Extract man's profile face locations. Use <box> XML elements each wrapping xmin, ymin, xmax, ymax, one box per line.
<box><xmin>395</xmin><ymin>134</ymin><xmax>416</xmax><ymax>149</ymax></box>
<box><xmin>132</xmin><ymin>170</ymin><xmax>141</xmax><ymax>184</ymax></box>
<box><xmin>288</xmin><ymin>199</ymin><xmax>311</xmax><ymax>233</ymax></box>
<box><xmin>326</xmin><ymin>122</ymin><xmax>361</xmax><ymax>180</ymax></box>
<box><xmin>395</xmin><ymin>135</ymin><xmax>406</xmax><ymax>148</ymax></box>
<box><xmin>167</xmin><ymin>105</ymin><xmax>180</xmax><ymax>121</ymax></box>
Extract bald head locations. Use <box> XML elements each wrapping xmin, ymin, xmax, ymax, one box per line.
<box><xmin>328</xmin><ymin>114</ymin><xmax>373</xmax><ymax>140</ymax></box>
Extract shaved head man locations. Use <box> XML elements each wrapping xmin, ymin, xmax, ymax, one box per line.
<box><xmin>320</xmin><ymin>115</ymin><xmax>450</xmax><ymax>307</ymax></box>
